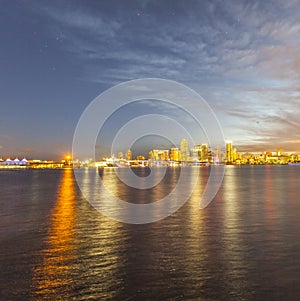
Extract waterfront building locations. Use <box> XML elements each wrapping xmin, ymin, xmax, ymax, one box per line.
<box><xmin>20</xmin><ymin>158</ymin><xmax>29</xmax><ymax>165</ymax></box>
<box><xmin>126</xmin><ymin>149</ymin><xmax>132</xmax><ymax>161</ymax></box>
<box><xmin>180</xmin><ymin>139</ymin><xmax>188</xmax><ymax>161</ymax></box>
<box><xmin>0</xmin><ymin>157</ymin><xmax>29</xmax><ymax>166</ymax></box>
<box><xmin>191</xmin><ymin>145</ymin><xmax>201</xmax><ymax>162</ymax></box>
<box><xmin>200</xmin><ymin>144</ymin><xmax>209</xmax><ymax>162</ymax></box>
<box><xmin>232</xmin><ymin>148</ymin><xmax>237</xmax><ymax>162</ymax></box>
<box><xmin>170</xmin><ymin>148</ymin><xmax>181</xmax><ymax>161</ymax></box>
<box><xmin>118</xmin><ymin>152</ymin><xmax>124</xmax><ymax>159</ymax></box>
<box><xmin>216</xmin><ymin>146</ymin><xmax>221</xmax><ymax>163</ymax></box>
<box><xmin>290</xmin><ymin>154</ymin><xmax>300</xmax><ymax>163</ymax></box>
<box><xmin>226</xmin><ymin>141</ymin><xmax>233</xmax><ymax>164</ymax></box>
<box><xmin>276</xmin><ymin>148</ymin><xmax>283</xmax><ymax>156</ymax></box>
<box><xmin>149</xmin><ymin>149</ymin><xmax>169</xmax><ymax>161</ymax></box>
<box><xmin>5</xmin><ymin>158</ymin><xmax>13</xmax><ymax>165</ymax></box>
<box><xmin>148</xmin><ymin>150</ymin><xmax>153</xmax><ymax>160</ymax></box>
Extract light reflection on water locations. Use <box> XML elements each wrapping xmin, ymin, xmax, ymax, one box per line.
<box><xmin>0</xmin><ymin>166</ymin><xmax>300</xmax><ymax>300</ymax></box>
<box><xmin>31</xmin><ymin>168</ymin><xmax>77</xmax><ymax>299</ymax></box>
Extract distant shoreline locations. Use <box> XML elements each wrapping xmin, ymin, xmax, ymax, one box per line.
<box><xmin>1</xmin><ymin>164</ymin><xmax>300</xmax><ymax>171</ymax></box>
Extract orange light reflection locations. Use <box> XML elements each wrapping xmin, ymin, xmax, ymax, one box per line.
<box><xmin>32</xmin><ymin>168</ymin><xmax>76</xmax><ymax>299</ymax></box>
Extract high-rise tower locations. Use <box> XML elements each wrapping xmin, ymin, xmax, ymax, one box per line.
<box><xmin>180</xmin><ymin>139</ymin><xmax>188</xmax><ymax>161</ymax></box>
<box><xmin>126</xmin><ymin>149</ymin><xmax>132</xmax><ymax>161</ymax></box>
<box><xmin>226</xmin><ymin>141</ymin><xmax>233</xmax><ymax>164</ymax></box>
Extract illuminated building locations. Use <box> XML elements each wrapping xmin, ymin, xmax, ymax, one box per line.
<box><xmin>226</xmin><ymin>141</ymin><xmax>233</xmax><ymax>164</ymax></box>
<box><xmin>21</xmin><ymin>158</ymin><xmax>28</xmax><ymax>165</ymax></box>
<box><xmin>149</xmin><ymin>149</ymin><xmax>169</xmax><ymax>161</ymax></box>
<box><xmin>191</xmin><ymin>145</ymin><xmax>201</xmax><ymax>161</ymax></box>
<box><xmin>276</xmin><ymin>148</ymin><xmax>283</xmax><ymax>156</ymax></box>
<box><xmin>216</xmin><ymin>146</ymin><xmax>221</xmax><ymax>163</ymax></box>
<box><xmin>148</xmin><ymin>150</ymin><xmax>153</xmax><ymax>160</ymax></box>
<box><xmin>5</xmin><ymin>158</ymin><xmax>13</xmax><ymax>165</ymax></box>
<box><xmin>180</xmin><ymin>139</ymin><xmax>188</xmax><ymax>161</ymax></box>
<box><xmin>170</xmin><ymin>148</ymin><xmax>181</xmax><ymax>161</ymax></box>
<box><xmin>126</xmin><ymin>149</ymin><xmax>132</xmax><ymax>161</ymax></box>
<box><xmin>118</xmin><ymin>152</ymin><xmax>123</xmax><ymax>159</ymax></box>
<box><xmin>200</xmin><ymin>144</ymin><xmax>209</xmax><ymax>162</ymax></box>
<box><xmin>232</xmin><ymin>148</ymin><xmax>237</xmax><ymax>162</ymax></box>
<box><xmin>0</xmin><ymin>158</ymin><xmax>28</xmax><ymax>166</ymax></box>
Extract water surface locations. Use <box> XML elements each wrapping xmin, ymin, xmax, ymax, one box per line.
<box><xmin>0</xmin><ymin>166</ymin><xmax>300</xmax><ymax>300</ymax></box>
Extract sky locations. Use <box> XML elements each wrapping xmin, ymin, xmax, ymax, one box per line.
<box><xmin>1</xmin><ymin>0</ymin><xmax>300</xmax><ymax>160</ymax></box>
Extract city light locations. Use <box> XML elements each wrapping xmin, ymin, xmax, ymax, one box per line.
<box><xmin>1</xmin><ymin>140</ymin><xmax>300</xmax><ymax>169</ymax></box>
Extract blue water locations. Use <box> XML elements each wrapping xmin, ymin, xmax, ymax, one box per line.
<box><xmin>0</xmin><ymin>166</ymin><xmax>300</xmax><ymax>300</ymax></box>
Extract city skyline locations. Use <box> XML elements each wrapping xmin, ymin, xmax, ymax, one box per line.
<box><xmin>1</xmin><ymin>139</ymin><xmax>299</xmax><ymax>164</ymax></box>
<box><xmin>1</xmin><ymin>1</ymin><xmax>300</xmax><ymax>160</ymax></box>
<box><xmin>104</xmin><ymin>140</ymin><xmax>300</xmax><ymax>164</ymax></box>
<box><xmin>2</xmin><ymin>2</ymin><xmax>300</xmax><ymax>298</ymax></box>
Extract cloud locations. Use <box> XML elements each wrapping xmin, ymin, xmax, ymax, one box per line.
<box><xmin>29</xmin><ymin>1</ymin><xmax>300</xmax><ymax>87</ymax></box>
<box><xmin>32</xmin><ymin>0</ymin><xmax>300</xmax><ymax>151</ymax></box>
<box><xmin>41</xmin><ymin>5</ymin><xmax>121</xmax><ymax>37</ymax></box>
<box><xmin>36</xmin><ymin>1</ymin><xmax>229</xmax><ymax>85</ymax></box>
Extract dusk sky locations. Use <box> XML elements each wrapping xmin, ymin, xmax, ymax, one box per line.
<box><xmin>1</xmin><ymin>0</ymin><xmax>300</xmax><ymax>160</ymax></box>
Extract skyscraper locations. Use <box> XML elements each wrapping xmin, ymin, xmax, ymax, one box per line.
<box><xmin>232</xmin><ymin>148</ymin><xmax>237</xmax><ymax>162</ymax></box>
<box><xmin>191</xmin><ymin>145</ymin><xmax>201</xmax><ymax>161</ymax></box>
<box><xmin>126</xmin><ymin>149</ymin><xmax>132</xmax><ymax>161</ymax></box>
<box><xmin>200</xmin><ymin>143</ymin><xmax>209</xmax><ymax>162</ymax></box>
<box><xmin>170</xmin><ymin>148</ymin><xmax>180</xmax><ymax>161</ymax></box>
<box><xmin>226</xmin><ymin>141</ymin><xmax>233</xmax><ymax>164</ymax></box>
<box><xmin>180</xmin><ymin>139</ymin><xmax>188</xmax><ymax>161</ymax></box>
<box><xmin>149</xmin><ymin>149</ymin><xmax>169</xmax><ymax>161</ymax></box>
<box><xmin>216</xmin><ymin>146</ymin><xmax>221</xmax><ymax>163</ymax></box>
